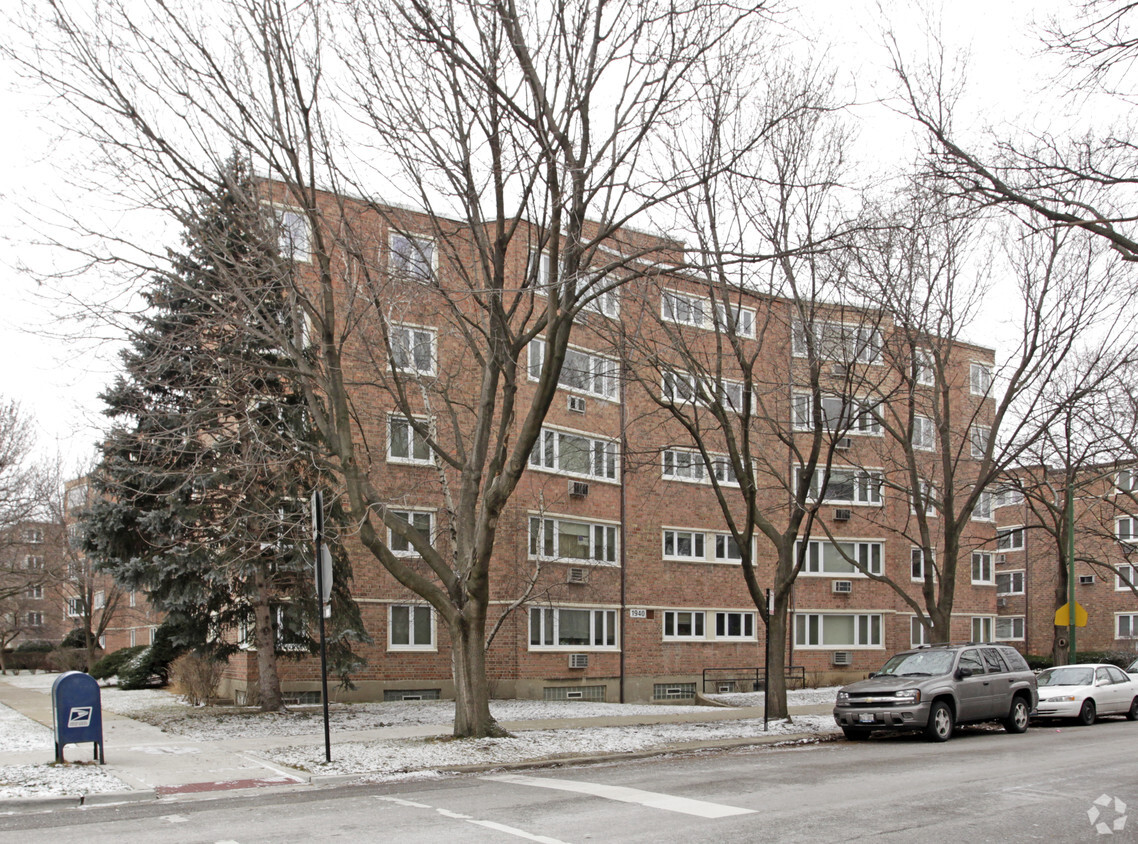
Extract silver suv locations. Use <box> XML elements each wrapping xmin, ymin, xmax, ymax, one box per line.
<box><xmin>833</xmin><ymin>643</ymin><xmax>1038</xmax><ymax>742</ymax></box>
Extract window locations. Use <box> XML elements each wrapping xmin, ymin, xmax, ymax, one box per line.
<box><xmin>662</xmin><ymin>450</ymin><xmax>739</xmax><ymax>486</ymax></box>
<box><xmin>528</xmin><ymin>341</ymin><xmax>618</xmax><ymax>401</ymax></box>
<box><xmin>663</xmin><ymin>610</ymin><xmax>706</xmax><ymax>640</ymax></box>
<box><xmin>910</xmin><ymin>616</ymin><xmax>931</xmax><ymax>647</ymax></box>
<box><xmin>1117</xmin><ymin>613</ymin><xmax>1138</xmax><ymax>639</ymax></box>
<box><xmin>714</xmin><ymin>302</ymin><xmax>756</xmax><ymax>338</ymax></box>
<box><xmin>23</xmin><ymin>529</ymin><xmax>43</xmax><ymax>544</ymax></box>
<box><xmin>971</xmin><ymin>616</ymin><xmax>994</xmax><ymax>643</ymax></box>
<box><xmin>388</xmin><ymin>416</ymin><xmax>432</xmax><ymax>464</ymax></box>
<box><xmin>911</xmin><ymin>480</ymin><xmax>937</xmax><ymax>517</ymax></box>
<box><xmin>390</xmin><ymin>324</ymin><xmax>435</xmax><ymax>375</ymax></box>
<box><xmin>996</xmin><ymin>616</ymin><xmax>1025</xmax><ymax>641</ymax></box>
<box><xmin>800</xmin><ymin>468</ymin><xmax>882</xmax><ymax>505</ymax></box>
<box><xmin>67</xmin><ymin>597</ymin><xmax>82</xmax><ymax>617</ymax></box>
<box><xmin>530</xmin><ymin>428</ymin><xmax>618</xmax><ymax>481</ymax></box>
<box><xmin>1117</xmin><ymin>516</ymin><xmax>1137</xmax><ymax>542</ymax></box>
<box><xmin>798</xmin><ymin>540</ymin><xmax>884</xmax><ymax>576</ymax></box>
<box><xmin>662</xmin><ymin>371</ymin><xmax>745</xmax><ymax>412</ymax></box>
<box><xmin>663</xmin><ymin>529</ymin><xmax>706</xmax><ymax>561</ymax></box>
<box><xmin>970</xmin><ymin>363</ymin><xmax>992</xmax><ymax>396</ymax></box>
<box><xmin>26</xmin><ymin>585</ymin><xmax>42</xmax><ymax>599</ymax></box>
<box><xmin>911</xmin><ymin>547</ymin><xmax>936</xmax><ymax>581</ymax></box>
<box><xmin>274</xmin><ymin>207</ymin><xmax>311</xmax><ymax>261</ymax></box>
<box><xmin>714</xmin><ymin>533</ymin><xmax>749</xmax><ymax>563</ymax></box>
<box><xmin>973</xmin><ymin>491</ymin><xmax>993</xmax><ymax>521</ymax></box>
<box><xmin>66</xmin><ymin>485</ymin><xmax>88</xmax><ymax>511</ymax></box>
<box><xmin>1116</xmin><ymin>564</ymin><xmax>1136</xmax><ymax>591</ymax></box>
<box><xmin>997</xmin><ymin>526</ymin><xmax>1024</xmax><ymax>551</ymax></box>
<box><xmin>390</xmin><ymin>233</ymin><xmax>435</xmax><ymax>282</ymax></box>
<box><xmin>971</xmin><ymin>552</ymin><xmax>994</xmax><ymax>584</ymax></box>
<box><xmin>94</xmin><ymin>591</ymin><xmax>105</xmax><ymax>610</ymax></box>
<box><xmin>912</xmin><ymin>415</ymin><xmax>936</xmax><ymax>451</ymax></box>
<box><xmin>530</xmin><ymin>516</ymin><xmax>618</xmax><ymax>565</ymax></box>
<box><xmin>26</xmin><ymin>612</ymin><xmax>43</xmax><ymax>627</ymax></box>
<box><xmin>1117</xmin><ymin>469</ymin><xmax>1136</xmax><ymax>493</ymax></box>
<box><xmin>24</xmin><ymin>556</ymin><xmax>43</xmax><ymax>570</ymax></box>
<box><xmin>389</xmin><ymin>604</ymin><xmax>435</xmax><ymax>650</ymax></box>
<box><xmin>970</xmin><ymin>425</ymin><xmax>990</xmax><ymax>459</ymax></box>
<box><xmin>996</xmin><ymin>570</ymin><xmax>1025</xmax><ymax>595</ymax></box>
<box><xmin>792</xmin><ymin>394</ymin><xmax>881</xmax><ymax>435</ymax></box>
<box><xmin>992</xmin><ymin>486</ymin><xmax>1024</xmax><ymax>509</ymax></box>
<box><xmin>531</xmin><ymin>253</ymin><xmax>620</xmax><ymax>319</ymax></box>
<box><xmin>795</xmin><ymin>613</ymin><xmax>882</xmax><ymax>647</ymax></box>
<box><xmin>914</xmin><ymin>349</ymin><xmax>934</xmax><ymax>386</ymax></box>
<box><xmin>388</xmin><ymin>510</ymin><xmax>433</xmax><ymax>557</ymax></box>
<box><xmin>792</xmin><ymin>320</ymin><xmax>882</xmax><ymax>365</ymax></box>
<box><xmin>715</xmin><ymin>611</ymin><xmax>756</xmax><ymax>640</ymax></box>
<box><xmin>130</xmin><ymin>629</ymin><xmax>136</xmax><ymax>647</ymax></box>
<box><xmin>661</xmin><ymin>289</ymin><xmax>708</xmax><ymax>328</ymax></box>
<box><xmin>529</xmin><ymin>607</ymin><xmax>617</xmax><ymax>649</ymax></box>
<box><xmin>129</xmin><ymin>591</ymin><xmax>137</xmax><ymax>608</ymax></box>
<box><xmin>274</xmin><ymin>604</ymin><xmax>309</xmax><ymax>652</ymax></box>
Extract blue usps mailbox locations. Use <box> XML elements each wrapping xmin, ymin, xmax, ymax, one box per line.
<box><xmin>51</xmin><ymin>671</ymin><xmax>104</xmax><ymax>764</ymax></box>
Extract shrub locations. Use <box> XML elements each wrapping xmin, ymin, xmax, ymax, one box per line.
<box><xmin>91</xmin><ymin>646</ymin><xmax>147</xmax><ymax>681</ymax></box>
<box><xmin>15</xmin><ymin>640</ymin><xmax>53</xmax><ymax>653</ymax></box>
<box><xmin>1025</xmin><ymin>654</ymin><xmax>1054</xmax><ymax>671</ymax></box>
<box><xmin>60</xmin><ymin>629</ymin><xmax>90</xmax><ymax>649</ymax></box>
<box><xmin>118</xmin><ymin>624</ymin><xmax>186</xmax><ymax>689</ymax></box>
<box><xmin>47</xmin><ymin>648</ymin><xmax>89</xmax><ymax>673</ymax></box>
<box><xmin>1075</xmin><ymin>650</ymin><xmax>1134</xmax><ymax>669</ymax></box>
<box><xmin>169</xmin><ymin>652</ymin><xmax>225</xmax><ymax>705</ymax></box>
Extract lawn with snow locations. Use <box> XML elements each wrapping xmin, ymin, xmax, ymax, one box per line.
<box><xmin>0</xmin><ymin>704</ymin><xmax>52</xmax><ymax>753</ymax></box>
<box><xmin>0</xmin><ymin>763</ymin><xmax>131</xmax><ymax>800</ymax></box>
<box><xmin>266</xmin><ymin>715</ymin><xmax>839</xmax><ymax>777</ymax></box>
<box><xmin>705</xmin><ymin>687</ymin><xmax>840</xmax><ymax>708</ymax></box>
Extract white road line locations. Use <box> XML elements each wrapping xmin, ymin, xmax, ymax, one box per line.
<box><xmin>376</xmin><ymin>795</ymin><xmax>570</xmax><ymax>843</ymax></box>
<box><xmin>483</xmin><ymin>773</ymin><xmax>755</xmax><ymax>819</ymax></box>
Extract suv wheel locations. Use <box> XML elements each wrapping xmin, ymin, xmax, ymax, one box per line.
<box><xmin>924</xmin><ymin>700</ymin><xmax>954</xmax><ymax>742</ymax></box>
<box><xmin>1076</xmin><ymin>699</ymin><xmax>1097</xmax><ymax>726</ymax></box>
<box><xmin>1004</xmin><ymin>696</ymin><xmax>1030</xmax><ymax>734</ymax></box>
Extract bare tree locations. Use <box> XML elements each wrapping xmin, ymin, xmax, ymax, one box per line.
<box><xmin>10</xmin><ymin>0</ymin><xmax>776</xmax><ymax>737</ymax></box>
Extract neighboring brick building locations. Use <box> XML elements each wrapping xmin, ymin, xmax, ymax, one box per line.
<box><xmin>994</xmin><ymin>466</ymin><xmax>1138</xmax><ymax>659</ymax></box>
<box><xmin>0</xmin><ymin>521</ymin><xmax>70</xmax><ymax>650</ymax></box>
<box><xmin>207</xmin><ymin>191</ymin><xmax>1003</xmax><ymax>704</ymax></box>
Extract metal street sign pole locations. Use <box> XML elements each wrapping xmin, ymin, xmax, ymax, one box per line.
<box><xmin>763</xmin><ymin>587</ymin><xmax>773</xmax><ymax>732</ymax></box>
<box><xmin>1067</xmin><ymin>481</ymin><xmax>1076</xmax><ymax>662</ymax></box>
<box><xmin>312</xmin><ymin>490</ymin><xmax>332</xmax><ymax>763</ymax></box>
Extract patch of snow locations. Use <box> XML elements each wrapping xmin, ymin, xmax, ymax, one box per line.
<box><xmin>704</xmin><ymin>687</ymin><xmax>840</xmax><ymax>708</ymax></box>
<box><xmin>0</xmin><ymin>704</ymin><xmax>52</xmax><ymax>753</ymax></box>
<box><xmin>0</xmin><ymin>763</ymin><xmax>130</xmax><ymax>799</ymax></box>
<box><xmin>265</xmin><ymin>715</ymin><xmax>839</xmax><ymax>777</ymax></box>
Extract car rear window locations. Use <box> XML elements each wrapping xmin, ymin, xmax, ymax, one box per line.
<box><xmin>999</xmin><ymin>648</ymin><xmax>1029</xmax><ymax>672</ymax></box>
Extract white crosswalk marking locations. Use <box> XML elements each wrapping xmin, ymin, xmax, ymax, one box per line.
<box><xmin>376</xmin><ymin>795</ymin><xmax>570</xmax><ymax>843</ymax></box>
<box><xmin>484</xmin><ymin>773</ymin><xmax>755</xmax><ymax>818</ymax></box>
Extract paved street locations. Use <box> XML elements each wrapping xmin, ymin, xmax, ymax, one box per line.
<box><xmin>2</xmin><ymin>720</ymin><xmax>1135</xmax><ymax>842</ymax></box>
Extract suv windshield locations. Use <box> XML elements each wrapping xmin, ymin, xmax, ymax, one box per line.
<box><xmin>1038</xmin><ymin>667</ymin><xmax>1094</xmax><ymax>687</ymax></box>
<box><xmin>877</xmin><ymin>650</ymin><xmax>955</xmax><ymax>677</ymax></box>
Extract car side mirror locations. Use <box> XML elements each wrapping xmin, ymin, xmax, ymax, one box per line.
<box><xmin>956</xmin><ymin>667</ymin><xmax>974</xmax><ymax>679</ymax></box>
<box><xmin>867</xmin><ymin>672</ymin><xmax>878</xmax><ymax>679</ymax></box>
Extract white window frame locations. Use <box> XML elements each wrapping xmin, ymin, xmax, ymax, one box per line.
<box><xmin>67</xmin><ymin>597</ymin><xmax>82</xmax><ymax>618</ymax></box>
<box><xmin>662</xmin><ymin>610</ymin><xmax>706</xmax><ymax>641</ymax></box>
<box><xmin>971</xmin><ymin>551</ymin><xmax>994</xmax><ymax>585</ymax></box>
<box><xmin>1116</xmin><ymin>516</ymin><xmax>1137</xmax><ymax>542</ymax></box>
<box><xmin>1116</xmin><ymin>469</ymin><xmax>1136</xmax><ymax>493</ymax></box>
<box><xmin>390</xmin><ymin>323</ymin><xmax>436</xmax><ymax>376</ymax></box>
<box><xmin>528</xmin><ymin>340</ymin><xmax>619</xmax><ymax>402</ymax></box>
<box><xmin>388</xmin><ymin>509</ymin><xmax>434</xmax><ymax>557</ymax></box>
<box><xmin>914</xmin><ymin>348</ymin><xmax>935</xmax><ymax>386</ymax></box>
<box><xmin>997</xmin><ymin>526</ymin><xmax>1025</xmax><ymax>551</ymax></box>
<box><xmin>792</xmin><ymin>320</ymin><xmax>882</xmax><ymax>365</ymax></box>
<box><xmin>713</xmin><ymin>533</ymin><xmax>752</xmax><ymax>564</ymax></box>
<box><xmin>911</xmin><ymin>480</ymin><xmax>937</xmax><ymax>517</ymax></box>
<box><xmin>24</xmin><ymin>555</ymin><xmax>43</xmax><ymax>570</ymax></box>
<box><xmin>970</xmin><ymin>362</ymin><xmax>992</xmax><ymax>396</ymax></box>
<box><xmin>662</xmin><ymin>370</ymin><xmax>745</xmax><ymax>413</ymax></box>
<box><xmin>912</xmin><ymin>415</ymin><xmax>936</xmax><ymax>452</ymax></box>
<box><xmin>797</xmin><ymin>539</ymin><xmax>884</xmax><ymax>577</ymax></box>
<box><xmin>661</xmin><ymin>289</ymin><xmax>709</xmax><ymax>329</ymax></box>
<box><xmin>26</xmin><ymin>584</ymin><xmax>43</xmax><ymax>599</ymax></box>
<box><xmin>970</xmin><ymin>425</ymin><xmax>990</xmax><ymax>460</ymax></box>
<box><xmin>388</xmin><ymin>604</ymin><xmax>436</xmax><ymax>651</ymax></box>
<box><xmin>270</xmin><ymin>205</ymin><xmax>311</xmax><ymax>263</ymax></box>
<box><xmin>388</xmin><ymin>415</ymin><xmax>433</xmax><ymax>465</ymax></box>
<box><xmin>529</xmin><ymin>606</ymin><xmax>618</xmax><ymax>650</ymax></box>
<box><xmin>1116</xmin><ymin>612</ymin><xmax>1138</xmax><ymax>639</ymax></box>
<box><xmin>972</xmin><ymin>491</ymin><xmax>993</xmax><ymax>522</ymax></box>
<box><xmin>995</xmin><ymin>616</ymin><xmax>1025</xmax><ymax>642</ymax></box>
<box><xmin>94</xmin><ymin>591</ymin><xmax>105</xmax><ymax>610</ymax></box>
<box><xmin>792</xmin><ymin>393</ymin><xmax>881</xmax><ymax>435</ymax></box>
<box><xmin>26</xmin><ymin>611</ymin><xmax>43</xmax><ymax>627</ymax></box>
<box><xmin>662</xmin><ymin>450</ymin><xmax>740</xmax><ymax>486</ymax></box>
<box><xmin>23</xmin><ymin>529</ymin><xmax>43</xmax><ymax>544</ymax></box>
<box><xmin>910</xmin><ymin>616</ymin><xmax>932</xmax><ymax>647</ymax></box>
<box><xmin>713</xmin><ymin>611</ymin><xmax>756</xmax><ymax>640</ymax></box>
<box><xmin>1115</xmin><ymin>564</ymin><xmax>1136</xmax><ymax>591</ymax></box>
<box><xmin>971</xmin><ymin>616</ymin><xmax>995</xmax><ymax>643</ymax></box>
<box><xmin>529</xmin><ymin>515</ymin><xmax>619</xmax><ymax>566</ymax></box>
<box><xmin>992</xmin><ymin>486</ymin><xmax>1024</xmax><ymax>509</ymax></box>
<box><xmin>662</xmin><ymin>528</ymin><xmax>707</xmax><ymax>562</ymax></box>
<box><xmin>714</xmin><ymin>301</ymin><xmax>756</xmax><ymax>338</ymax></box>
<box><xmin>996</xmin><ymin>570</ymin><xmax>1025</xmax><ymax>595</ymax></box>
<box><xmin>911</xmin><ymin>547</ymin><xmax>936</xmax><ymax>581</ymax></box>
<box><xmin>800</xmin><ymin>467</ymin><xmax>883</xmax><ymax>506</ymax></box>
<box><xmin>794</xmin><ymin>612</ymin><xmax>883</xmax><ymax>648</ymax></box>
<box><xmin>389</xmin><ymin>232</ymin><xmax>436</xmax><ymax>282</ymax></box>
<box><xmin>529</xmin><ymin>426</ymin><xmax>619</xmax><ymax>482</ymax></box>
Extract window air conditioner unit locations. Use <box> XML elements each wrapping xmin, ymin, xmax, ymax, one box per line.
<box><xmin>832</xmin><ymin>651</ymin><xmax>852</xmax><ymax>666</ymax></box>
<box><xmin>567</xmin><ymin>395</ymin><xmax>587</xmax><ymax>413</ymax></box>
<box><xmin>834</xmin><ymin>508</ymin><xmax>852</xmax><ymax>522</ymax></box>
<box><xmin>997</xmin><ymin>597</ymin><xmax>1007</xmax><ymax>608</ymax></box>
<box><xmin>996</xmin><ymin>554</ymin><xmax>1007</xmax><ymax>564</ymax></box>
<box><xmin>1079</xmin><ymin>575</ymin><xmax>1095</xmax><ymax>585</ymax></box>
<box><xmin>832</xmin><ymin>580</ymin><xmax>853</xmax><ymax>594</ymax></box>
<box><xmin>569</xmin><ymin>480</ymin><xmax>589</xmax><ymax>498</ymax></box>
<box><xmin>835</xmin><ymin>437</ymin><xmax>853</xmax><ymax>451</ymax></box>
<box><xmin>568</xmin><ymin>654</ymin><xmax>589</xmax><ymax>669</ymax></box>
<box><xmin>566</xmin><ymin>567</ymin><xmax>588</xmax><ymax>585</ymax></box>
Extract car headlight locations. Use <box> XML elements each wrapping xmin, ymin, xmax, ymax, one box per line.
<box><xmin>894</xmin><ymin>689</ymin><xmax>921</xmax><ymax>703</ymax></box>
<box><xmin>837</xmin><ymin>691</ymin><xmax>849</xmax><ymax>704</ymax></box>
<box><xmin>1043</xmin><ymin>695</ymin><xmax>1077</xmax><ymax>702</ymax></box>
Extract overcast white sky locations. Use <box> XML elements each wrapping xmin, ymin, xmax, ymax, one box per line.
<box><xmin>0</xmin><ymin>0</ymin><xmax>1085</xmax><ymax>469</ymax></box>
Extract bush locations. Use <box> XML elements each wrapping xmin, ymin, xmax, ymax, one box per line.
<box><xmin>15</xmin><ymin>640</ymin><xmax>53</xmax><ymax>653</ymax></box>
<box><xmin>1075</xmin><ymin>650</ymin><xmax>1135</xmax><ymax>669</ymax></box>
<box><xmin>60</xmin><ymin>629</ymin><xmax>90</xmax><ymax>649</ymax></box>
<box><xmin>169</xmin><ymin>652</ymin><xmax>225</xmax><ymax>705</ymax></box>
<box><xmin>1025</xmin><ymin>654</ymin><xmax>1054</xmax><ymax>671</ymax></box>
<box><xmin>47</xmin><ymin>648</ymin><xmax>89</xmax><ymax>673</ymax></box>
<box><xmin>118</xmin><ymin>624</ymin><xmax>186</xmax><ymax>689</ymax></box>
<box><xmin>91</xmin><ymin>646</ymin><xmax>147</xmax><ymax>681</ymax></box>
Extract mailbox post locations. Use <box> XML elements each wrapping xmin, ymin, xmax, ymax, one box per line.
<box><xmin>51</xmin><ymin>671</ymin><xmax>104</xmax><ymax>764</ymax></box>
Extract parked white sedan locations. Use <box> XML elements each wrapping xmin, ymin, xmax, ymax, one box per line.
<box><xmin>1034</xmin><ymin>664</ymin><xmax>1138</xmax><ymax>724</ymax></box>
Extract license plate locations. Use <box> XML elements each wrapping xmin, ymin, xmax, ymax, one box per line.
<box><xmin>858</xmin><ymin>713</ymin><xmax>875</xmax><ymax>724</ymax></box>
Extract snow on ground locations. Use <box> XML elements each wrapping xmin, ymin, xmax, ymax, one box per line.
<box><xmin>0</xmin><ymin>704</ymin><xmax>52</xmax><ymax>753</ymax></box>
<box><xmin>705</xmin><ymin>687</ymin><xmax>840</xmax><ymax>708</ymax></box>
<box><xmin>0</xmin><ymin>764</ymin><xmax>131</xmax><ymax>799</ymax></box>
<box><xmin>267</xmin><ymin>715</ymin><xmax>840</xmax><ymax>777</ymax></box>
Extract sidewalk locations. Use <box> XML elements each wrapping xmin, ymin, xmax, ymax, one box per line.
<box><xmin>0</xmin><ymin>674</ymin><xmax>835</xmax><ymax>811</ymax></box>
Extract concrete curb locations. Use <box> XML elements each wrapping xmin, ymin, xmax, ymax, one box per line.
<box><xmin>81</xmin><ymin>789</ymin><xmax>158</xmax><ymax>806</ymax></box>
<box><xmin>0</xmin><ymin>794</ymin><xmax>81</xmax><ymax>813</ymax></box>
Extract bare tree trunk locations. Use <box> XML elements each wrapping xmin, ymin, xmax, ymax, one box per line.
<box><xmin>450</xmin><ymin>607</ymin><xmax>506</xmax><ymax>739</ymax></box>
<box><xmin>253</xmin><ymin>567</ymin><xmax>284</xmax><ymax>712</ymax></box>
<box><xmin>765</xmin><ymin>595</ymin><xmax>790</xmax><ymax>720</ymax></box>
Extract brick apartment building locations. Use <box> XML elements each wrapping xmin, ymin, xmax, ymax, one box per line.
<box><xmin>196</xmin><ymin>190</ymin><xmax>1007</xmax><ymax>705</ymax></box>
<box><xmin>0</xmin><ymin>520</ymin><xmax>70</xmax><ymax>650</ymax></box>
<box><xmin>994</xmin><ymin>466</ymin><xmax>1138</xmax><ymax>659</ymax></box>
